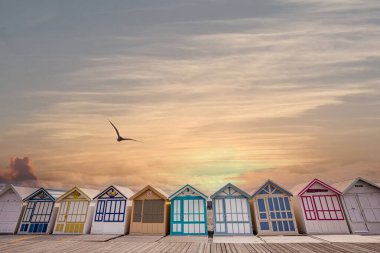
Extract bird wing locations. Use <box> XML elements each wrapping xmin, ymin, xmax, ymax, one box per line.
<box><xmin>120</xmin><ymin>137</ymin><xmax>143</xmax><ymax>143</ymax></box>
<box><xmin>109</xmin><ymin>120</ymin><xmax>121</xmax><ymax>138</ymax></box>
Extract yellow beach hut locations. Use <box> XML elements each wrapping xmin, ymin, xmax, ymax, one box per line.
<box><xmin>129</xmin><ymin>185</ymin><xmax>170</xmax><ymax>235</ymax></box>
<box><xmin>53</xmin><ymin>186</ymin><xmax>99</xmax><ymax>234</ymax></box>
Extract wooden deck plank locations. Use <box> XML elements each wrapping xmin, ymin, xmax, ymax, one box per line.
<box><xmin>1</xmin><ymin>235</ymin><xmax>380</xmax><ymax>253</ymax></box>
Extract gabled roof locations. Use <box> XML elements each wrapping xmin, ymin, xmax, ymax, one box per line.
<box><xmin>94</xmin><ymin>185</ymin><xmax>135</xmax><ymax>200</ymax></box>
<box><xmin>251</xmin><ymin>180</ymin><xmax>293</xmax><ymax>197</ymax></box>
<box><xmin>130</xmin><ymin>185</ymin><xmax>169</xmax><ymax>200</ymax></box>
<box><xmin>56</xmin><ymin>186</ymin><xmax>99</xmax><ymax>202</ymax></box>
<box><xmin>23</xmin><ymin>187</ymin><xmax>66</xmax><ymax>201</ymax></box>
<box><xmin>291</xmin><ymin>178</ymin><xmax>341</xmax><ymax>196</ymax></box>
<box><xmin>169</xmin><ymin>184</ymin><xmax>208</xmax><ymax>200</ymax></box>
<box><xmin>0</xmin><ymin>184</ymin><xmax>38</xmax><ymax>200</ymax></box>
<box><xmin>210</xmin><ymin>183</ymin><xmax>250</xmax><ymax>199</ymax></box>
<box><xmin>332</xmin><ymin>177</ymin><xmax>380</xmax><ymax>195</ymax></box>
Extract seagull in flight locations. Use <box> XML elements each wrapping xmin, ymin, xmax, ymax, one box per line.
<box><xmin>108</xmin><ymin>120</ymin><xmax>142</xmax><ymax>143</ymax></box>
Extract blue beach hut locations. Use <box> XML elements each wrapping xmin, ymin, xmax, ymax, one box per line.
<box><xmin>19</xmin><ymin>188</ymin><xmax>65</xmax><ymax>234</ymax></box>
<box><xmin>169</xmin><ymin>184</ymin><xmax>208</xmax><ymax>235</ymax></box>
<box><xmin>251</xmin><ymin>180</ymin><xmax>298</xmax><ymax>235</ymax></box>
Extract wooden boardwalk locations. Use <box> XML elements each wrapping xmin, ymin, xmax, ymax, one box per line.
<box><xmin>0</xmin><ymin>235</ymin><xmax>380</xmax><ymax>253</ymax></box>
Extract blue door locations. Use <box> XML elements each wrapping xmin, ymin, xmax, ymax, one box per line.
<box><xmin>171</xmin><ymin>197</ymin><xmax>207</xmax><ymax>235</ymax></box>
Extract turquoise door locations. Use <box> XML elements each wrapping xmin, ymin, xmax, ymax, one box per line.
<box><xmin>170</xmin><ymin>196</ymin><xmax>207</xmax><ymax>235</ymax></box>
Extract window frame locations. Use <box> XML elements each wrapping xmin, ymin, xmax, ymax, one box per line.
<box><xmin>313</xmin><ymin>195</ymin><xmax>344</xmax><ymax>221</ymax></box>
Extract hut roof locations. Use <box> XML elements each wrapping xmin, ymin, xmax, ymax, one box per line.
<box><xmin>94</xmin><ymin>185</ymin><xmax>135</xmax><ymax>200</ymax></box>
<box><xmin>23</xmin><ymin>187</ymin><xmax>66</xmax><ymax>201</ymax></box>
<box><xmin>56</xmin><ymin>186</ymin><xmax>99</xmax><ymax>202</ymax></box>
<box><xmin>169</xmin><ymin>184</ymin><xmax>208</xmax><ymax>200</ymax></box>
<box><xmin>331</xmin><ymin>177</ymin><xmax>380</xmax><ymax>194</ymax></box>
<box><xmin>0</xmin><ymin>184</ymin><xmax>38</xmax><ymax>200</ymax></box>
<box><xmin>210</xmin><ymin>183</ymin><xmax>250</xmax><ymax>199</ymax></box>
<box><xmin>291</xmin><ymin>178</ymin><xmax>341</xmax><ymax>196</ymax></box>
<box><xmin>251</xmin><ymin>179</ymin><xmax>293</xmax><ymax>197</ymax></box>
<box><xmin>130</xmin><ymin>185</ymin><xmax>169</xmax><ymax>200</ymax></box>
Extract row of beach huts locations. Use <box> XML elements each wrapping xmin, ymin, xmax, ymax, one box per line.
<box><xmin>0</xmin><ymin>177</ymin><xmax>379</xmax><ymax>236</ymax></box>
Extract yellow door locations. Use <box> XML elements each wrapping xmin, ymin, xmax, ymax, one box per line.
<box><xmin>55</xmin><ymin>200</ymin><xmax>89</xmax><ymax>234</ymax></box>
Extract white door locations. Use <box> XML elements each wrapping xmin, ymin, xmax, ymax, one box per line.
<box><xmin>183</xmin><ymin>199</ymin><xmax>206</xmax><ymax>234</ymax></box>
<box><xmin>358</xmin><ymin>193</ymin><xmax>380</xmax><ymax>223</ymax></box>
<box><xmin>344</xmin><ymin>195</ymin><xmax>368</xmax><ymax>233</ymax></box>
<box><xmin>224</xmin><ymin>198</ymin><xmax>251</xmax><ymax>234</ymax></box>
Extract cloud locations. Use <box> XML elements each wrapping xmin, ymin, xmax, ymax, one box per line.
<box><xmin>0</xmin><ymin>157</ymin><xmax>39</xmax><ymax>187</ymax></box>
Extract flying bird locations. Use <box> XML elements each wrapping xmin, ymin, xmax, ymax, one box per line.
<box><xmin>108</xmin><ymin>120</ymin><xmax>142</xmax><ymax>143</ymax></box>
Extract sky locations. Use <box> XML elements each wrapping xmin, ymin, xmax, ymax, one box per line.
<box><xmin>0</xmin><ymin>0</ymin><xmax>380</xmax><ymax>195</ymax></box>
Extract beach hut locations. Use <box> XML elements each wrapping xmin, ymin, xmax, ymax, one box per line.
<box><xmin>291</xmin><ymin>178</ymin><xmax>350</xmax><ymax>234</ymax></box>
<box><xmin>211</xmin><ymin>183</ymin><xmax>253</xmax><ymax>235</ymax></box>
<box><xmin>251</xmin><ymin>180</ymin><xmax>298</xmax><ymax>235</ymax></box>
<box><xmin>19</xmin><ymin>188</ymin><xmax>65</xmax><ymax>234</ymax></box>
<box><xmin>91</xmin><ymin>185</ymin><xmax>135</xmax><ymax>235</ymax></box>
<box><xmin>0</xmin><ymin>185</ymin><xmax>37</xmax><ymax>233</ymax></box>
<box><xmin>169</xmin><ymin>184</ymin><xmax>208</xmax><ymax>236</ymax></box>
<box><xmin>129</xmin><ymin>185</ymin><xmax>170</xmax><ymax>236</ymax></box>
<box><xmin>332</xmin><ymin>177</ymin><xmax>380</xmax><ymax>234</ymax></box>
<box><xmin>53</xmin><ymin>186</ymin><xmax>99</xmax><ymax>234</ymax></box>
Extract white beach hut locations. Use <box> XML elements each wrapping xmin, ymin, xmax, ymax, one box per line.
<box><xmin>0</xmin><ymin>185</ymin><xmax>37</xmax><ymax>233</ymax></box>
<box><xmin>211</xmin><ymin>183</ymin><xmax>253</xmax><ymax>235</ymax></box>
<box><xmin>291</xmin><ymin>178</ymin><xmax>350</xmax><ymax>234</ymax></box>
<box><xmin>251</xmin><ymin>180</ymin><xmax>298</xmax><ymax>235</ymax></box>
<box><xmin>53</xmin><ymin>186</ymin><xmax>99</xmax><ymax>234</ymax></box>
<box><xmin>332</xmin><ymin>177</ymin><xmax>380</xmax><ymax>234</ymax></box>
<box><xmin>18</xmin><ymin>188</ymin><xmax>65</xmax><ymax>234</ymax></box>
<box><xmin>91</xmin><ymin>185</ymin><xmax>135</xmax><ymax>235</ymax></box>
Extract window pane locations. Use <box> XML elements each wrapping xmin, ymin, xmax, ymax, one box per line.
<box><xmin>258</xmin><ymin>199</ymin><xmax>266</xmax><ymax>212</ymax></box>
<box><xmin>259</xmin><ymin>213</ymin><xmax>267</xmax><ymax>220</ymax></box>
<box><xmin>289</xmin><ymin>221</ymin><xmax>295</xmax><ymax>231</ymax></box>
<box><xmin>278</xmin><ymin>221</ymin><xmax>283</xmax><ymax>231</ymax></box>
<box><xmin>272</xmin><ymin>221</ymin><xmax>277</xmax><ymax>231</ymax></box>
<box><xmin>268</xmin><ymin>198</ymin><xmax>274</xmax><ymax>211</ymax></box>
<box><xmin>284</xmin><ymin>197</ymin><xmax>291</xmax><ymax>210</ymax></box>
<box><xmin>260</xmin><ymin>222</ymin><xmax>269</xmax><ymax>230</ymax></box>
<box><xmin>133</xmin><ymin>200</ymin><xmax>143</xmax><ymax>222</ymax></box>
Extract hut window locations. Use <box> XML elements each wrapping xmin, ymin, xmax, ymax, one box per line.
<box><xmin>313</xmin><ymin>195</ymin><xmax>344</xmax><ymax>220</ymax></box>
<box><xmin>133</xmin><ymin>200</ymin><xmax>143</xmax><ymax>222</ymax></box>
<box><xmin>142</xmin><ymin>199</ymin><xmax>164</xmax><ymax>223</ymax></box>
<box><xmin>95</xmin><ymin>200</ymin><xmax>106</xmax><ymax>221</ymax></box>
<box><xmin>23</xmin><ymin>202</ymin><xmax>35</xmax><ymax>222</ymax></box>
<box><xmin>257</xmin><ymin>198</ymin><xmax>269</xmax><ymax>230</ymax></box>
<box><xmin>301</xmin><ymin>196</ymin><xmax>316</xmax><ymax>220</ymax></box>
<box><xmin>104</xmin><ymin>200</ymin><xmax>126</xmax><ymax>222</ymax></box>
<box><xmin>30</xmin><ymin>201</ymin><xmax>54</xmax><ymax>223</ymax></box>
